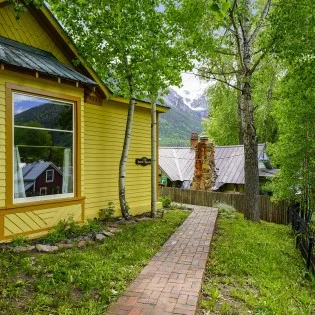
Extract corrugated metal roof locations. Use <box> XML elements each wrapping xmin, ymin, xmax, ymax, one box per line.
<box><xmin>159</xmin><ymin>147</ymin><xmax>195</xmax><ymax>182</ymax></box>
<box><xmin>0</xmin><ymin>36</ymin><xmax>96</xmax><ymax>86</ymax></box>
<box><xmin>215</xmin><ymin>144</ymin><xmax>265</xmax><ymax>185</ymax></box>
<box><xmin>159</xmin><ymin>144</ymin><xmax>269</xmax><ymax>186</ymax></box>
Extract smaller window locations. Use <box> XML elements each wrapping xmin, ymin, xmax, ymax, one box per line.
<box><xmin>40</xmin><ymin>187</ymin><xmax>47</xmax><ymax>195</ymax></box>
<box><xmin>46</xmin><ymin>169</ymin><xmax>54</xmax><ymax>183</ymax></box>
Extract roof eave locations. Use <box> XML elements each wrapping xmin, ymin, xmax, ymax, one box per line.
<box><xmin>34</xmin><ymin>4</ymin><xmax>110</xmax><ymax>99</ymax></box>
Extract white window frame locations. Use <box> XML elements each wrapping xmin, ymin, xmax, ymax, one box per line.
<box><xmin>12</xmin><ymin>92</ymin><xmax>75</xmax><ymax>204</ymax></box>
<box><xmin>46</xmin><ymin>169</ymin><xmax>54</xmax><ymax>183</ymax></box>
<box><xmin>40</xmin><ymin>187</ymin><xmax>47</xmax><ymax>196</ymax></box>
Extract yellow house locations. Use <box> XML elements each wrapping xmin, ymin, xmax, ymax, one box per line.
<box><xmin>0</xmin><ymin>1</ymin><xmax>167</xmax><ymax>241</ymax></box>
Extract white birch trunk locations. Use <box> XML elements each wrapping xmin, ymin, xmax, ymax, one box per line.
<box><xmin>119</xmin><ymin>89</ymin><xmax>135</xmax><ymax>220</ymax></box>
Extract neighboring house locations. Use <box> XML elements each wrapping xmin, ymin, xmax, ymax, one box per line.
<box><xmin>0</xmin><ymin>2</ymin><xmax>168</xmax><ymax>241</ymax></box>
<box><xmin>22</xmin><ymin>162</ymin><xmax>64</xmax><ymax>197</ymax></box>
<box><xmin>159</xmin><ymin>142</ymin><xmax>277</xmax><ymax>193</ymax></box>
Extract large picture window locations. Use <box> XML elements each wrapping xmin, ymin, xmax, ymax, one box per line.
<box><xmin>13</xmin><ymin>92</ymin><xmax>74</xmax><ymax>203</ymax></box>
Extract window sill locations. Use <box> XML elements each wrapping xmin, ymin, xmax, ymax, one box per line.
<box><xmin>0</xmin><ymin>196</ymin><xmax>85</xmax><ymax>215</ymax></box>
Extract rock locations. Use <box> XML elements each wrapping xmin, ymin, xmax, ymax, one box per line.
<box><xmin>36</xmin><ymin>244</ymin><xmax>58</xmax><ymax>252</ymax></box>
<box><xmin>0</xmin><ymin>244</ymin><xmax>11</xmax><ymax>249</ymax></box>
<box><xmin>77</xmin><ymin>240</ymin><xmax>87</xmax><ymax>247</ymax></box>
<box><xmin>102</xmin><ymin>231</ymin><xmax>114</xmax><ymax>237</ymax></box>
<box><xmin>83</xmin><ymin>236</ymin><xmax>91</xmax><ymax>241</ymax></box>
<box><xmin>95</xmin><ymin>234</ymin><xmax>106</xmax><ymax>241</ymax></box>
<box><xmin>12</xmin><ymin>245</ymin><xmax>35</xmax><ymax>253</ymax></box>
<box><xmin>108</xmin><ymin>227</ymin><xmax>121</xmax><ymax>233</ymax></box>
<box><xmin>108</xmin><ymin>223</ymin><xmax>118</xmax><ymax>228</ymax></box>
<box><xmin>65</xmin><ymin>239</ymin><xmax>73</xmax><ymax>244</ymax></box>
<box><xmin>56</xmin><ymin>242</ymin><xmax>75</xmax><ymax>249</ymax></box>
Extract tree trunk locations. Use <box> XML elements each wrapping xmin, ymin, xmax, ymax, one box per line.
<box><xmin>241</xmin><ymin>81</ymin><xmax>260</xmax><ymax>221</ymax></box>
<box><xmin>151</xmin><ymin>96</ymin><xmax>157</xmax><ymax>218</ymax></box>
<box><xmin>119</xmin><ymin>80</ymin><xmax>135</xmax><ymax>220</ymax></box>
<box><xmin>241</xmin><ymin>0</ymin><xmax>260</xmax><ymax>221</ymax></box>
<box><xmin>237</xmin><ymin>78</ymin><xmax>244</xmax><ymax>145</ymax></box>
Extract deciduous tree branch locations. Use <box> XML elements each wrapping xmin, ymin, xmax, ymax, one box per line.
<box><xmin>190</xmin><ymin>72</ymin><xmax>242</xmax><ymax>91</ymax></box>
<box><xmin>250</xmin><ymin>49</ymin><xmax>268</xmax><ymax>73</ymax></box>
<box><xmin>249</xmin><ymin>0</ymin><xmax>272</xmax><ymax>44</ymax></box>
<box><xmin>228</xmin><ymin>5</ymin><xmax>244</xmax><ymax>69</ymax></box>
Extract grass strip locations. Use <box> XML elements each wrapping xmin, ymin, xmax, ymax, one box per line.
<box><xmin>200</xmin><ymin>212</ymin><xmax>315</xmax><ymax>315</ymax></box>
<box><xmin>0</xmin><ymin>210</ymin><xmax>189</xmax><ymax>315</ymax></box>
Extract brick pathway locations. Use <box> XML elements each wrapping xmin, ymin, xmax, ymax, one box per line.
<box><xmin>106</xmin><ymin>205</ymin><xmax>218</xmax><ymax>315</ymax></box>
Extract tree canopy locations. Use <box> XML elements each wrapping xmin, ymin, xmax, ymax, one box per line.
<box><xmin>267</xmin><ymin>0</ymin><xmax>315</xmax><ymax>218</ymax></box>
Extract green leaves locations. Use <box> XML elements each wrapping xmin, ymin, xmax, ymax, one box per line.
<box><xmin>48</xmin><ymin>0</ymin><xmax>191</xmax><ymax>100</ymax></box>
<box><xmin>267</xmin><ymin>0</ymin><xmax>315</xmax><ymax>206</ymax></box>
<box><xmin>210</xmin><ymin>0</ymin><xmax>232</xmax><ymax>20</ymax></box>
<box><xmin>8</xmin><ymin>0</ymin><xmax>45</xmax><ymax>19</ymax></box>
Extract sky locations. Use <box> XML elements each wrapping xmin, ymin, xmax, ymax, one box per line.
<box><xmin>172</xmin><ymin>72</ymin><xmax>213</xmax><ymax>100</ymax></box>
<box><xmin>13</xmin><ymin>93</ymin><xmax>71</xmax><ymax>116</ymax></box>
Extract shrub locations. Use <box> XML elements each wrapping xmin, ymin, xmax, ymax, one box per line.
<box><xmin>11</xmin><ymin>236</ymin><xmax>29</xmax><ymax>247</ymax></box>
<box><xmin>170</xmin><ymin>202</ymin><xmax>189</xmax><ymax>210</ymax></box>
<box><xmin>80</xmin><ymin>219</ymin><xmax>103</xmax><ymax>234</ymax></box>
<box><xmin>42</xmin><ymin>215</ymin><xmax>84</xmax><ymax>244</ymax></box>
<box><xmin>160</xmin><ymin>195</ymin><xmax>172</xmax><ymax>208</ymax></box>
<box><xmin>214</xmin><ymin>202</ymin><xmax>236</xmax><ymax>219</ymax></box>
<box><xmin>99</xmin><ymin>201</ymin><xmax>116</xmax><ymax>221</ymax></box>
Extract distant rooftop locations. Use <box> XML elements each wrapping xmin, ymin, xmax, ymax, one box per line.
<box><xmin>23</xmin><ymin>161</ymin><xmax>61</xmax><ymax>181</ymax></box>
<box><xmin>159</xmin><ymin>144</ymin><xmax>276</xmax><ymax>187</ymax></box>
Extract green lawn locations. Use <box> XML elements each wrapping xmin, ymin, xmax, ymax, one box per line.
<box><xmin>0</xmin><ymin>210</ymin><xmax>189</xmax><ymax>315</ymax></box>
<box><xmin>200</xmin><ymin>210</ymin><xmax>315</xmax><ymax>315</ymax></box>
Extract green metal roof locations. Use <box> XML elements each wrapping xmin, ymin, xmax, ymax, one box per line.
<box><xmin>0</xmin><ymin>36</ymin><xmax>96</xmax><ymax>86</ymax></box>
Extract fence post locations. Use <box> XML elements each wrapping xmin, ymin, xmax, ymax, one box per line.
<box><xmin>306</xmin><ymin>237</ymin><xmax>314</xmax><ymax>271</ymax></box>
<box><xmin>295</xmin><ymin>220</ymin><xmax>300</xmax><ymax>249</ymax></box>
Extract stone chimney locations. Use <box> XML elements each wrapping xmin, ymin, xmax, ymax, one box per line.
<box><xmin>190</xmin><ymin>132</ymin><xmax>198</xmax><ymax>149</ymax></box>
<box><xmin>192</xmin><ymin>134</ymin><xmax>216</xmax><ymax>191</ymax></box>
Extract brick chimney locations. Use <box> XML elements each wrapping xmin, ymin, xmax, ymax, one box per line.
<box><xmin>190</xmin><ymin>132</ymin><xmax>198</xmax><ymax>149</ymax></box>
<box><xmin>192</xmin><ymin>134</ymin><xmax>215</xmax><ymax>191</ymax></box>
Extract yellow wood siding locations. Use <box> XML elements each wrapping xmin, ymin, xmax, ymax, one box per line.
<box><xmin>0</xmin><ymin>4</ymin><xmax>72</xmax><ymax>66</ymax></box>
<box><xmin>84</xmin><ymin>101</ymin><xmax>152</xmax><ymax>218</ymax></box>
<box><xmin>4</xmin><ymin>204</ymin><xmax>81</xmax><ymax>237</ymax></box>
<box><xmin>0</xmin><ymin>71</ymin><xmax>84</xmax><ymax>241</ymax></box>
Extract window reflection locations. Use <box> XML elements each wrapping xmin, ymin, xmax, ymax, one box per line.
<box><xmin>13</xmin><ymin>93</ymin><xmax>74</xmax><ymax>201</ymax></box>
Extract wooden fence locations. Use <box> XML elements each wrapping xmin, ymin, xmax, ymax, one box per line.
<box><xmin>160</xmin><ymin>187</ymin><xmax>289</xmax><ymax>225</ymax></box>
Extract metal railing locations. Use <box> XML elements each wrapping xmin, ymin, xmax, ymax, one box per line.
<box><xmin>290</xmin><ymin>207</ymin><xmax>315</xmax><ymax>275</ymax></box>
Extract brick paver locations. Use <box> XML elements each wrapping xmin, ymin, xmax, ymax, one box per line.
<box><xmin>106</xmin><ymin>205</ymin><xmax>218</xmax><ymax>315</ymax></box>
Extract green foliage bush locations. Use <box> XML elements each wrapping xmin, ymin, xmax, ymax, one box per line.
<box><xmin>160</xmin><ymin>195</ymin><xmax>172</xmax><ymax>208</ymax></box>
<box><xmin>99</xmin><ymin>202</ymin><xmax>116</xmax><ymax>221</ymax></box>
<box><xmin>214</xmin><ymin>202</ymin><xmax>236</xmax><ymax>219</ymax></box>
<box><xmin>11</xmin><ymin>236</ymin><xmax>29</xmax><ymax>247</ymax></box>
<box><xmin>170</xmin><ymin>202</ymin><xmax>189</xmax><ymax>210</ymax></box>
<box><xmin>41</xmin><ymin>215</ymin><xmax>103</xmax><ymax>244</ymax></box>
